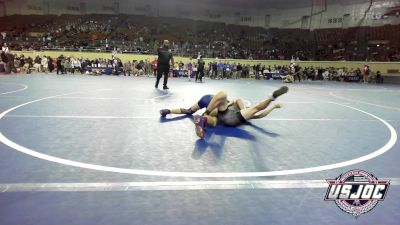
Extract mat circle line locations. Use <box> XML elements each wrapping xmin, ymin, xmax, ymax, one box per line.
<box><xmin>0</xmin><ymin>92</ymin><xmax>397</xmax><ymax>177</ymax></box>
<box><xmin>0</xmin><ymin>83</ymin><xmax>28</xmax><ymax>95</ymax></box>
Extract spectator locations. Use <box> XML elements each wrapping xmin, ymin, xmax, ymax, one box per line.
<box><xmin>47</xmin><ymin>56</ymin><xmax>54</xmax><ymax>72</ymax></box>
<box><xmin>72</xmin><ymin>58</ymin><xmax>82</xmax><ymax>74</ymax></box>
<box><xmin>236</xmin><ymin>63</ymin><xmax>242</xmax><ymax>79</ymax></box>
<box><xmin>178</xmin><ymin>61</ymin><xmax>184</xmax><ymax>70</ymax></box>
<box><xmin>363</xmin><ymin>64</ymin><xmax>370</xmax><ymax>83</ymax></box>
<box><xmin>211</xmin><ymin>61</ymin><xmax>218</xmax><ymax>79</ymax></box>
<box><xmin>41</xmin><ymin>56</ymin><xmax>48</xmax><ymax>73</ymax></box>
<box><xmin>57</xmin><ymin>55</ymin><xmax>65</xmax><ymax>74</ymax></box>
<box><xmin>23</xmin><ymin>56</ymin><xmax>34</xmax><ymax>74</ymax></box>
<box><xmin>123</xmin><ymin>60</ymin><xmax>132</xmax><ymax>76</ymax></box>
<box><xmin>135</xmin><ymin>60</ymin><xmax>144</xmax><ymax>76</ymax></box>
<box><xmin>232</xmin><ymin>63</ymin><xmax>237</xmax><ymax>79</ymax></box>
<box><xmin>151</xmin><ymin>58</ymin><xmax>157</xmax><ymax>77</ymax></box>
<box><xmin>217</xmin><ymin>61</ymin><xmax>224</xmax><ymax>79</ymax></box>
<box><xmin>64</xmin><ymin>58</ymin><xmax>73</xmax><ymax>74</ymax></box>
<box><xmin>1</xmin><ymin>49</ymin><xmax>10</xmax><ymax>73</ymax></box>
<box><xmin>144</xmin><ymin>59</ymin><xmax>151</xmax><ymax>76</ymax></box>
<box><xmin>376</xmin><ymin>70</ymin><xmax>383</xmax><ymax>83</ymax></box>
<box><xmin>187</xmin><ymin>59</ymin><xmax>193</xmax><ymax>78</ymax></box>
<box><xmin>254</xmin><ymin>63</ymin><xmax>261</xmax><ymax>80</ymax></box>
<box><xmin>33</xmin><ymin>55</ymin><xmax>41</xmax><ymax>72</ymax></box>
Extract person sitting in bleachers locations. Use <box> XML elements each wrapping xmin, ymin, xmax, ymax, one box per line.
<box><xmin>63</xmin><ymin>58</ymin><xmax>73</xmax><ymax>74</ymax></box>
<box><xmin>23</xmin><ymin>56</ymin><xmax>34</xmax><ymax>74</ymax></box>
<box><xmin>32</xmin><ymin>55</ymin><xmax>41</xmax><ymax>72</ymax></box>
<box><xmin>135</xmin><ymin>60</ymin><xmax>144</xmax><ymax>76</ymax></box>
<box><xmin>72</xmin><ymin>58</ymin><xmax>82</xmax><ymax>74</ymax></box>
<box><xmin>41</xmin><ymin>56</ymin><xmax>48</xmax><ymax>73</ymax></box>
<box><xmin>123</xmin><ymin>61</ymin><xmax>132</xmax><ymax>76</ymax></box>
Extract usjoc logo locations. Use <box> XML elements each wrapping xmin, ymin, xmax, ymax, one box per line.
<box><xmin>325</xmin><ymin>169</ymin><xmax>390</xmax><ymax>217</ymax></box>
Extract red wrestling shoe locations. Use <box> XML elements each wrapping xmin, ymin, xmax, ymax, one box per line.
<box><xmin>194</xmin><ymin>115</ymin><xmax>206</xmax><ymax>139</ymax></box>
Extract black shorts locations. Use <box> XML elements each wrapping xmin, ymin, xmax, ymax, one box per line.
<box><xmin>218</xmin><ymin>107</ymin><xmax>247</xmax><ymax>127</ymax></box>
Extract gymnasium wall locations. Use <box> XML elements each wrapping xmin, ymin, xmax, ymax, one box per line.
<box><xmin>2</xmin><ymin>0</ymin><xmax>400</xmax><ymax>29</ymax></box>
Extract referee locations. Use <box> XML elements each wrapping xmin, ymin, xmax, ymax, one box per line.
<box><xmin>155</xmin><ymin>40</ymin><xmax>174</xmax><ymax>90</ymax></box>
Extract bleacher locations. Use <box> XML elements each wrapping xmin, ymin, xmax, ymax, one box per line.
<box><xmin>0</xmin><ymin>14</ymin><xmax>399</xmax><ymax>61</ymax></box>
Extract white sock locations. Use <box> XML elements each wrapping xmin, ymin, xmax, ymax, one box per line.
<box><xmin>268</xmin><ymin>95</ymin><xmax>275</xmax><ymax>101</ymax></box>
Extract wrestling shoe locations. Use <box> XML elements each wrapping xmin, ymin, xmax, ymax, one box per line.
<box><xmin>272</xmin><ymin>86</ymin><xmax>289</xmax><ymax>99</ymax></box>
<box><xmin>160</xmin><ymin>109</ymin><xmax>170</xmax><ymax>117</ymax></box>
<box><xmin>194</xmin><ymin>115</ymin><xmax>206</xmax><ymax>139</ymax></box>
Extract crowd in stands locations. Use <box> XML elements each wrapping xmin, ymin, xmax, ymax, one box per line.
<box><xmin>0</xmin><ymin>51</ymin><xmax>383</xmax><ymax>83</ymax></box>
<box><xmin>0</xmin><ymin>53</ymin><xmax>155</xmax><ymax>76</ymax></box>
<box><xmin>1</xmin><ymin>14</ymin><xmax>399</xmax><ymax>61</ymax></box>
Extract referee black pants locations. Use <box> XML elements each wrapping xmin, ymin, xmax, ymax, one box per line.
<box><xmin>155</xmin><ymin>65</ymin><xmax>169</xmax><ymax>88</ymax></box>
<box><xmin>196</xmin><ymin>69</ymin><xmax>204</xmax><ymax>81</ymax></box>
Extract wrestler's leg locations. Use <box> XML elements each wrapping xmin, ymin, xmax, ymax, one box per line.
<box><xmin>240</xmin><ymin>86</ymin><xmax>288</xmax><ymax>120</ymax></box>
<box><xmin>251</xmin><ymin>104</ymin><xmax>282</xmax><ymax>119</ymax></box>
<box><xmin>160</xmin><ymin>94</ymin><xmax>213</xmax><ymax>117</ymax></box>
<box><xmin>169</xmin><ymin>103</ymin><xmax>201</xmax><ymax>114</ymax></box>
<box><xmin>205</xmin><ymin>91</ymin><xmax>229</xmax><ymax>114</ymax></box>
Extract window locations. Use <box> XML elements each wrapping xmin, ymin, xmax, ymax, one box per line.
<box><xmin>103</xmin><ymin>6</ymin><xmax>114</xmax><ymax>11</ymax></box>
<box><xmin>67</xmin><ymin>6</ymin><xmax>79</xmax><ymax>11</ymax></box>
<box><xmin>328</xmin><ymin>18</ymin><xmax>343</xmax><ymax>24</ymax></box>
<box><xmin>28</xmin><ymin>5</ymin><xmax>42</xmax><ymax>11</ymax></box>
<box><xmin>241</xmin><ymin>17</ymin><xmax>252</xmax><ymax>22</ymax></box>
<box><xmin>210</xmin><ymin>14</ymin><xmax>221</xmax><ymax>19</ymax></box>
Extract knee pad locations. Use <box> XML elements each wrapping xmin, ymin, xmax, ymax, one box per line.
<box><xmin>180</xmin><ymin>108</ymin><xmax>193</xmax><ymax>114</ymax></box>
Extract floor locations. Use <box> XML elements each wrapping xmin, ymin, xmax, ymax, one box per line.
<box><xmin>0</xmin><ymin>74</ymin><xmax>399</xmax><ymax>225</ymax></box>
